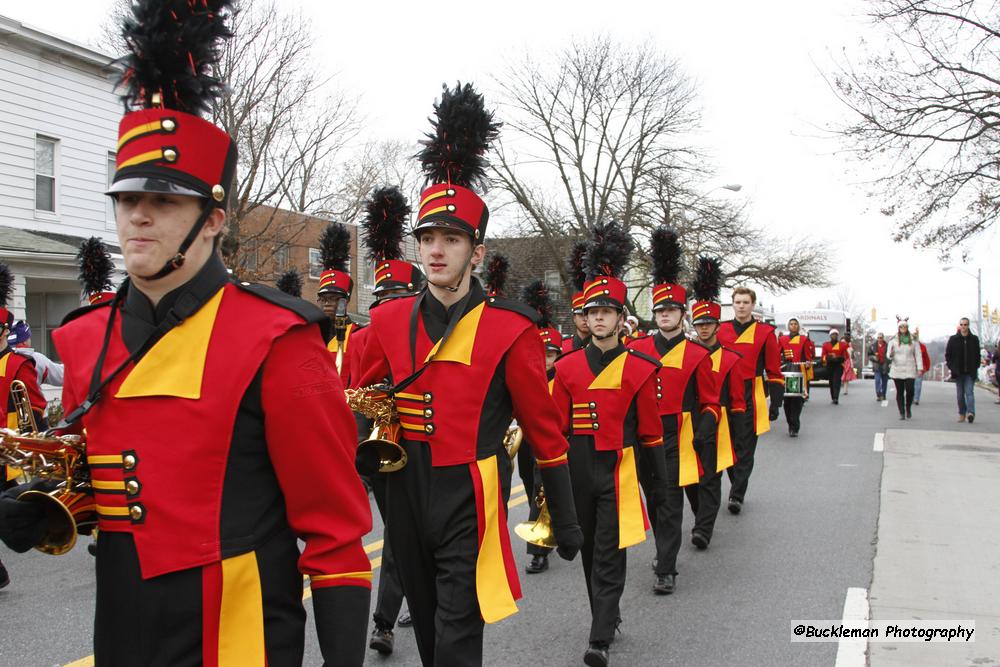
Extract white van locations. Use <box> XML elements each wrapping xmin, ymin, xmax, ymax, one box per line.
<box><xmin>772</xmin><ymin>309</ymin><xmax>849</xmax><ymax>384</ymax></box>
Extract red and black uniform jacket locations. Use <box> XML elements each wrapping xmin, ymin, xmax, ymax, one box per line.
<box><xmin>354</xmin><ymin>279</ymin><xmax>575</xmax><ymax>622</ymax></box>
<box><xmin>550</xmin><ymin>343</ymin><xmax>662</xmax><ymax>547</ymax></box>
<box><xmin>701</xmin><ymin>341</ymin><xmax>746</xmax><ymax>474</ymax></box>
<box><xmin>718</xmin><ymin>318</ymin><xmax>783</xmax><ymax>435</ymax></box>
<box><xmin>52</xmin><ymin>256</ymin><xmax>372</xmax><ymax>664</ymax></box>
<box><xmin>1</xmin><ymin>348</ymin><xmax>46</xmax><ymax>483</ymax></box>
<box><xmin>779</xmin><ymin>333</ymin><xmax>816</xmax><ymax>382</ymax></box>
<box><xmin>561</xmin><ymin>332</ymin><xmax>589</xmax><ymax>355</ymax></box>
<box><xmin>822</xmin><ymin>339</ymin><xmax>848</xmax><ymax>365</ymax></box>
<box><xmin>627</xmin><ymin>333</ymin><xmax>719</xmax><ymax>486</ymax></box>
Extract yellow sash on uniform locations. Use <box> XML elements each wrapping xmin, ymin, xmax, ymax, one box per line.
<box><xmin>716</xmin><ymin>407</ymin><xmax>735</xmax><ymax>472</ymax></box>
<box><xmin>615</xmin><ymin>447</ymin><xmax>646</xmax><ymax>548</ymax></box>
<box><xmin>678</xmin><ymin>412</ymin><xmax>700</xmax><ymax>487</ymax></box>
<box><xmin>474</xmin><ymin>455</ymin><xmax>519</xmax><ymax>623</ymax></box>
<box><xmin>753</xmin><ymin>376</ymin><xmax>769</xmax><ymax>435</ymax></box>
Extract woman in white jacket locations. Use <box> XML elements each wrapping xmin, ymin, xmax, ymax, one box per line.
<box><xmin>888</xmin><ymin>318</ymin><xmax>923</xmax><ymax>419</ymax></box>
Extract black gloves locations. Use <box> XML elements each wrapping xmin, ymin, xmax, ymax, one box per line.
<box><xmin>0</xmin><ymin>483</ymin><xmax>47</xmax><ymax>553</ymax></box>
<box><xmin>640</xmin><ymin>444</ymin><xmax>669</xmax><ymax>484</ymax></box>
<box><xmin>312</xmin><ymin>584</ymin><xmax>371</xmax><ymax>667</ymax></box>
<box><xmin>768</xmin><ymin>381</ymin><xmax>785</xmax><ymax>421</ymax></box>
<box><xmin>694</xmin><ymin>412</ymin><xmax>718</xmax><ymax>455</ymax></box>
<box><xmin>538</xmin><ymin>464</ymin><xmax>583</xmax><ymax>561</ymax></box>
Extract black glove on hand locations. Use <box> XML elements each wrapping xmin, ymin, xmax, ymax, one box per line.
<box><xmin>0</xmin><ymin>485</ymin><xmax>47</xmax><ymax>553</ymax></box>
<box><xmin>641</xmin><ymin>444</ymin><xmax>669</xmax><ymax>483</ymax></box>
<box><xmin>312</xmin><ymin>584</ymin><xmax>370</xmax><ymax>667</ymax></box>
<box><xmin>694</xmin><ymin>412</ymin><xmax>718</xmax><ymax>455</ymax></box>
<box><xmin>768</xmin><ymin>382</ymin><xmax>785</xmax><ymax>421</ymax></box>
<box><xmin>538</xmin><ymin>464</ymin><xmax>583</xmax><ymax>561</ymax></box>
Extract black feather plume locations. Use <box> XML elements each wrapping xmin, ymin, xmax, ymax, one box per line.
<box><xmin>362</xmin><ymin>186</ymin><xmax>410</xmax><ymax>263</ymax></box>
<box><xmin>585</xmin><ymin>221</ymin><xmax>634</xmax><ymax>280</ymax></box>
<box><xmin>417</xmin><ymin>82</ymin><xmax>501</xmax><ymax>190</ymax></box>
<box><xmin>650</xmin><ymin>227</ymin><xmax>683</xmax><ymax>285</ymax></box>
<box><xmin>483</xmin><ymin>253</ymin><xmax>510</xmax><ymax>296</ymax></box>
<box><xmin>276</xmin><ymin>269</ymin><xmax>303</xmax><ymax>298</ymax></box>
<box><xmin>77</xmin><ymin>237</ymin><xmax>115</xmax><ymax>296</ymax></box>
<box><xmin>0</xmin><ymin>263</ymin><xmax>12</xmax><ymax>309</ymax></box>
<box><xmin>691</xmin><ymin>257</ymin><xmax>722</xmax><ymax>302</ymax></box>
<box><xmin>117</xmin><ymin>0</ymin><xmax>235</xmax><ymax>114</ymax></box>
<box><xmin>522</xmin><ymin>280</ymin><xmax>554</xmax><ymax>328</ymax></box>
<box><xmin>319</xmin><ymin>222</ymin><xmax>351</xmax><ymax>272</ymax></box>
<box><xmin>568</xmin><ymin>242</ymin><xmax>588</xmax><ymax>291</ymax></box>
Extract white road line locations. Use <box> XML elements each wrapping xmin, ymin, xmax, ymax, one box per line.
<box><xmin>873</xmin><ymin>432</ymin><xmax>884</xmax><ymax>452</ymax></box>
<box><xmin>834</xmin><ymin>587</ymin><xmax>870</xmax><ymax>667</ymax></box>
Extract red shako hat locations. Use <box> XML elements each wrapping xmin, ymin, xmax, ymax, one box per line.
<box><xmin>77</xmin><ymin>237</ymin><xmax>117</xmax><ymax>305</ymax></box>
<box><xmin>567</xmin><ymin>241</ymin><xmax>588</xmax><ymax>315</ymax></box>
<box><xmin>362</xmin><ymin>186</ymin><xmax>423</xmax><ymax>297</ymax></box>
<box><xmin>690</xmin><ymin>257</ymin><xmax>723</xmax><ymax>324</ymax></box>
<box><xmin>317</xmin><ymin>222</ymin><xmax>353</xmax><ymax>297</ymax></box>
<box><xmin>649</xmin><ymin>227</ymin><xmax>686</xmax><ymax>311</ymax></box>
<box><xmin>522</xmin><ymin>280</ymin><xmax>564</xmax><ymax>353</ymax></box>
<box><xmin>582</xmin><ymin>221</ymin><xmax>633</xmax><ymax>312</ymax></box>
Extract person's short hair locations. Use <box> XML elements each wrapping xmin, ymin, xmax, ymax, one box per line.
<box><xmin>959</xmin><ymin>317</ymin><xmax>970</xmax><ymax>325</ymax></box>
<box><xmin>732</xmin><ymin>286</ymin><xmax>756</xmax><ymax>303</ymax></box>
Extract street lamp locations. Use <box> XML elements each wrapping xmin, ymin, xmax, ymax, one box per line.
<box><xmin>943</xmin><ymin>265</ymin><xmax>983</xmax><ymax>336</ymax></box>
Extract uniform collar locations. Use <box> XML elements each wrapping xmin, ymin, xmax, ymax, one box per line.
<box><xmin>419</xmin><ymin>279</ymin><xmax>485</xmax><ymax>342</ymax></box>
<box><xmin>585</xmin><ymin>341</ymin><xmax>626</xmax><ymax>375</ymax></box>
<box><xmin>731</xmin><ymin>317</ymin><xmax>754</xmax><ymax>334</ymax></box>
<box><xmin>653</xmin><ymin>330</ymin><xmax>685</xmax><ymax>356</ymax></box>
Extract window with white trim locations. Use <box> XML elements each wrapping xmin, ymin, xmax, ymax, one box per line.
<box><xmin>35</xmin><ymin>136</ymin><xmax>57</xmax><ymax>212</ymax></box>
<box><xmin>308</xmin><ymin>248</ymin><xmax>322</xmax><ymax>279</ymax></box>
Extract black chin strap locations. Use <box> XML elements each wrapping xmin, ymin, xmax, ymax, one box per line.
<box><xmin>137</xmin><ymin>202</ymin><xmax>215</xmax><ymax>281</ymax></box>
<box><xmin>431</xmin><ymin>247</ymin><xmax>475</xmax><ymax>293</ymax></box>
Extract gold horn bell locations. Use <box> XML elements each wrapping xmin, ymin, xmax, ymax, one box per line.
<box><xmin>344</xmin><ymin>386</ymin><xmax>407</xmax><ymax>473</ymax></box>
<box><xmin>513</xmin><ymin>489</ymin><xmax>557</xmax><ymax>548</ymax></box>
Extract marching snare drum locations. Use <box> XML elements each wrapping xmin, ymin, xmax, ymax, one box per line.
<box><xmin>783</xmin><ymin>371</ymin><xmax>806</xmax><ymax>398</ymax></box>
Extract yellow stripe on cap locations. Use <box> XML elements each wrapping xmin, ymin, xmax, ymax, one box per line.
<box><xmin>117</xmin><ymin>120</ymin><xmax>169</xmax><ymax>149</ymax></box>
<box><xmin>117</xmin><ymin>149</ymin><xmax>165</xmax><ymax>170</ymax></box>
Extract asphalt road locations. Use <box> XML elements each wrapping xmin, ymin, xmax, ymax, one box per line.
<box><xmin>0</xmin><ymin>379</ymin><xmax>992</xmax><ymax>666</ymax></box>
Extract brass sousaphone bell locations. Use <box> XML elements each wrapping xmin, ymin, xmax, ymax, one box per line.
<box><xmin>345</xmin><ymin>385</ymin><xmax>407</xmax><ymax>474</ymax></box>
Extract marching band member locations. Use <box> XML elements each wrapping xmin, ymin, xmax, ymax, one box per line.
<box><xmin>689</xmin><ymin>258</ymin><xmax>745</xmax><ymax>548</ymax></box>
<box><xmin>0</xmin><ymin>262</ymin><xmax>47</xmax><ymax>591</ymax></box>
<box><xmin>353</xmin><ymin>83</ymin><xmax>582</xmax><ymax>667</ymax></box>
<box><xmin>275</xmin><ymin>268</ymin><xmax>304</xmax><ymax>299</ymax></box>
<box><xmin>563</xmin><ymin>242</ymin><xmax>591</xmax><ymax>353</ymax></box>
<box><xmin>0</xmin><ymin>3</ymin><xmax>372</xmax><ymax>663</ymax></box>
<box><xmin>317</xmin><ymin>222</ymin><xmax>363</xmax><ymax>387</ymax></box>
<box><xmin>821</xmin><ymin>329</ymin><xmax>848</xmax><ymax>405</ymax></box>
<box><xmin>357</xmin><ymin>185</ymin><xmax>423</xmax><ymax>658</ymax></box>
<box><xmin>628</xmin><ymin>228</ymin><xmax>718</xmax><ymax>594</ymax></box>
<box><xmin>519</xmin><ymin>279</ymin><xmax>563</xmax><ymax>575</ymax></box>
<box><xmin>778</xmin><ymin>317</ymin><xmax>815</xmax><ymax>437</ymax></box>
<box><xmin>550</xmin><ymin>221</ymin><xmax>663</xmax><ymax>667</ymax></box>
<box><xmin>717</xmin><ymin>287</ymin><xmax>783</xmax><ymax>515</ymax></box>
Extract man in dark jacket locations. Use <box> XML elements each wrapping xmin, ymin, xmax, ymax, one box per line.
<box><xmin>945</xmin><ymin>318</ymin><xmax>981</xmax><ymax>423</ymax></box>
<box><xmin>869</xmin><ymin>333</ymin><xmax>890</xmax><ymax>401</ymax></box>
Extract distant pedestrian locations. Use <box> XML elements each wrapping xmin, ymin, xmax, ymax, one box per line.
<box><xmin>888</xmin><ymin>318</ymin><xmax>923</xmax><ymax>420</ymax></box>
<box><xmin>945</xmin><ymin>318</ymin><xmax>981</xmax><ymax>423</ymax></box>
<box><xmin>869</xmin><ymin>333</ymin><xmax>890</xmax><ymax>401</ymax></box>
<box><xmin>821</xmin><ymin>329</ymin><xmax>848</xmax><ymax>404</ymax></box>
<box><xmin>841</xmin><ymin>334</ymin><xmax>857</xmax><ymax>395</ymax></box>
<box><xmin>913</xmin><ymin>339</ymin><xmax>931</xmax><ymax>405</ymax></box>
<box><xmin>994</xmin><ymin>341</ymin><xmax>1000</xmax><ymax>405</ymax></box>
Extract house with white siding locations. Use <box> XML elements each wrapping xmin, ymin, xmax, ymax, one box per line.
<box><xmin>0</xmin><ymin>14</ymin><xmax>124</xmax><ymax>360</ymax></box>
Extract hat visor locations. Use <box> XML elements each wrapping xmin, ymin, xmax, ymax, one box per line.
<box><xmin>106</xmin><ymin>177</ymin><xmax>205</xmax><ymax>198</ymax></box>
<box><xmin>411</xmin><ymin>217</ymin><xmax>477</xmax><ymax>240</ymax></box>
<box><xmin>583</xmin><ymin>297</ymin><xmax>624</xmax><ymax>311</ymax></box>
<box><xmin>652</xmin><ymin>300</ymin><xmax>686</xmax><ymax>312</ymax></box>
<box><xmin>691</xmin><ymin>316</ymin><xmax>720</xmax><ymax>325</ymax></box>
<box><xmin>317</xmin><ymin>286</ymin><xmax>350</xmax><ymax>296</ymax></box>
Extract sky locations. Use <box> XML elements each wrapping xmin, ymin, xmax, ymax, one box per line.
<box><xmin>3</xmin><ymin>0</ymin><xmax>997</xmax><ymax>340</ymax></box>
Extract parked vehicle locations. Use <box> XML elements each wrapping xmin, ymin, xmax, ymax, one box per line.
<box><xmin>772</xmin><ymin>309</ymin><xmax>850</xmax><ymax>384</ymax></box>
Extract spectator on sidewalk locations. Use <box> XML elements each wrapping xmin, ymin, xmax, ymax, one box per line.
<box><xmin>994</xmin><ymin>341</ymin><xmax>1000</xmax><ymax>404</ymax></box>
<box><xmin>945</xmin><ymin>317</ymin><xmax>981</xmax><ymax>423</ymax></box>
<box><xmin>869</xmin><ymin>332</ymin><xmax>890</xmax><ymax>401</ymax></box>
<box><xmin>841</xmin><ymin>334</ymin><xmax>857</xmax><ymax>395</ymax></box>
<box><xmin>888</xmin><ymin>318</ymin><xmax>923</xmax><ymax>420</ymax></box>
<box><xmin>913</xmin><ymin>339</ymin><xmax>931</xmax><ymax>405</ymax></box>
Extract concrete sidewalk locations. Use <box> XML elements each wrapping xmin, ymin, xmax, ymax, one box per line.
<box><xmin>869</xmin><ymin>427</ymin><xmax>1000</xmax><ymax>666</ymax></box>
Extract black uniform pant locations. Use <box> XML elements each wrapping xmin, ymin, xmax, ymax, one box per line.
<box><xmin>727</xmin><ymin>410</ymin><xmax>757</xmax><ymax>502</ymax></box>
<box><xmin>828</xmin><ymin>361</ymin><xmax>844</xmax><ymax>401</ymax></box>
<box><xmin>639</xmin><ymin>427</ymin><xmax>697</xmax><ymax>576</ymax></box>
<box><xmin>517</xmin><ymin>445</ymin><xmax>552</xmax><ymax>557</ymax></box>
<box><xmin>692</xmin><ymin>471</ymin><xmax>722</xmax><ymax>539</ymax></box>
<box><xmin>568</xmin><ymin>439</ymin><xmax>631</xmax><ymax>644</ymax></box>
<box><xmin>386</xmin><ymin>441</ymin><xmax>509</xmax><ymax>667</ymax></box>
<box><xmin>370</xmin><ymin>472</ymin><xmax>405</xmax><ymax>631</ymax></box>
<box><xmin>784</xmin><ymin>396</ymin><xmax>804</xmax><ymax>432</ymax></box>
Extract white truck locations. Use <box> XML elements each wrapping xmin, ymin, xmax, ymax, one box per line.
<box><xmin>772</xmin><ymin>309</ymin><xmax>850</xmax><ymax>384</ymax></box>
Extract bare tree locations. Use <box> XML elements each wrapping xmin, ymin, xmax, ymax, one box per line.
<box><xmin>493</xmin><ymin>36</ymin><xmax>830</xmax><ymax>313</ymax></box>
<box><xmin>832</xmin><ymin>0</ymin><xmax>1000</xmax><ymax>257</ymax></box>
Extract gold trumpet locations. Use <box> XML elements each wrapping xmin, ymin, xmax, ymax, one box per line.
<box><xmin>513</xmin><ymin>487</ymin><xmax>557</xmax><ymax>548</ymax></box>
<box><xmin>345</xmin><ymin>385</ymin><xmax>407</xmax><ymax>473</ymax></box>
<box><xmin>503</xmin><ymin>425</ymin><xmax>523</xmax><ymax>460</ymax></box>
<box><xmin>1</xmin><ymin>383</ymin><xmax>95</xmax><ymax>555</ymax></box>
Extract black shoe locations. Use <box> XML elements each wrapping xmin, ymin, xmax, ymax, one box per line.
<box><xmin>789</xmin><ymin>428</ymin><xmax>798</xmax><ymax>438</ymax></box>
<box><xmin>727</xmin><ymin>498</ymin><xmax>742</xmax><ymax>515</ymax></box>
<box><xmin>653</xmin><ymin>573</ymin><xmax>676</xmax><ymax>595</ymax></box>
<box><xmin>584</xmin><ymin>642</ymin><xmax>610</xmax><ymax>667</ymax></box>
<box><xmin>369</xmin><ymin>626</ymin><xmax>394</xmax><ymax>655</ymax></box>
<box><xmin>691</xmin><ymin>531</ymin><xmax>709</xmax><ymax>550</ymax></box>
<box><xmin>968</xmin><ymin>413</ymin><xmax>975</xmax><ymax>424</ymax></box>
<box><xmin>899</xmin><ymin>412</ymin><xmax>906</xmax><ymax>420</ymax></box>
<box><xmin>906</xmin><ymin>406</ymin><xmax>912</xmax><ymax>419</ymax></box>
<box><xmin>833</xmin><ymin>399</ymin><xmax>839</xmax><ymax>405</ymax></box>
<box><xmin>397</xmin><ymin>611</ymin><xmax>412</xmax><ymax>628</ymax></box>
<box><xmin>0</xmin><ymin>561</ymin><xmax>9</xmax><ymax>589</ymax></box>
<box><xmin>913</xmin><ymin>400</ymin><xmax>919</xmax><ymax>405</ymax></box>
<box><xmin>525</xmin><ymin>554</ymin><xmax>549</xmax><ymax>574</ymax></box>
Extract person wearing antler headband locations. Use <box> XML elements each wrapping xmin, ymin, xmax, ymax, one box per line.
<box><xmin>549</xmin><ymin>221</ymin><xmax>663</xmax><ymax>667</ymax></box>
<box><xmin>563</xmin><ymin>242</ymin><xmax>592</xmax><ymax>353</ymax></box>
<box><xmin>627</xmin><ymin>228</ymin><xmax>720</xmax><ymax>596</ymax></box>
<box><xmin>717</xmin><ymin>286</ymin><xmax>784</xmax><ymax>516</ymax></box>
<box><xmin>0</xmin><ymin>3</ymin><xmax>372</xmax><ymax>664</ymax></box>
<box><xmin>689</xmin><ymin>258</ymin><xmax>745</xmax><ymax>549</ymax></box>
<box><xmin>353</xmin><ymin>82</ymin><xmax>582</xmax><ymax>666</ymax></box>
